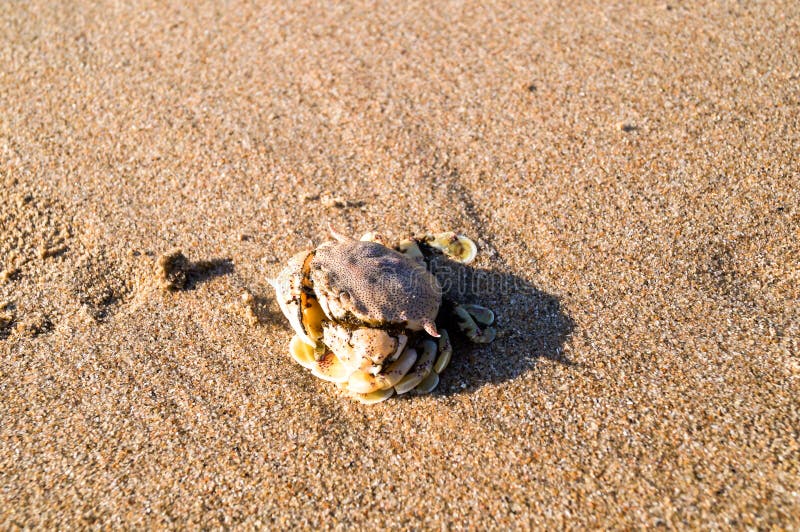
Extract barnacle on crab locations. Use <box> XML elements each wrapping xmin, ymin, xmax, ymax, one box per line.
<box><xmin>270</xmin><ymin>228</ymin><xmax>496</xmax><ymax>404</ymax></box>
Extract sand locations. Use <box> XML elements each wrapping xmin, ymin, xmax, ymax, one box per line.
<box><xmin>1</xmin><ymin>0</ymin><xmax>798</xmax><ymax>528</ymax></box>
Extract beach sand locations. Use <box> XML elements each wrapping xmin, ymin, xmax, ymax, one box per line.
<box><xmin>1</xmin><ymin>0</ymin><xmax>798</xmax><ymax>527</ymax></box>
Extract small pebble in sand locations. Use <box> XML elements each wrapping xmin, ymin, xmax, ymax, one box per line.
<box><xmin>616</xmin><ymin>121</ymin><xmax>637</xmax><ymax>132</ymax></box>
<box><xmin>241</xmin><ymin>291</ymin><xmax>254</xmax><ymax>305</ymax></box>
<box><xmin>226</xmin><ymin>291</ymin><xmax>258</xmax><ymax>325</ymax></box>
<box><xmin>15</xmin><ymin>313</ymin><xmax>53</xmax><ymax>337</ymax></box>
<box><xmin>304</xmin><ymin>191</ymin><xmax>363</xmax><ymax>209</ymax></box>
<box><xmin>0</xmin><ymin>311</ymin><xmax>12</xmax><ymax>339</ymax></box>
<box><xmin>320</xmin><ymin>192</ymin><xmax>348</xmax><ymax>208</ymax></box>
<box><xmin>1</xmin><ymin>268</ymin><xmax>19</xmax><ymax>283</ymax></box>
<box><xmin>16</xmin><ymin>193</ymin><xmax>33</xmax><ymax>208</ymax></box>
<box><xmin>39</xmin><ymin>244</ymin><xmax>68</xmax><ymax>259</ymax></box>
<box><xmin>155</xmin><ymin>250</ymin><xmax>190</xmax><ymax>291</ymax></box>
<box><xmin>240</xmin><ymin>291</ymin><xmax>258</xmax><ymax>326</ymax></box>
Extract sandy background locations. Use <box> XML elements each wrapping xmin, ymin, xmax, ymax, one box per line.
<box><xmin>1</xmin><ymin>0</ymin><xmax>798</xmax><ymax>528</ymax></box>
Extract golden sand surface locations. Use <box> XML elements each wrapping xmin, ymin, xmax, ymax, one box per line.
<box><xmin>1</xmin><ymin>1</ymin><xmax>798</xmax><ymax>527</ymax></box>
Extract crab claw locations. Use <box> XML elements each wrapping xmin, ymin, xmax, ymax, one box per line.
<box><xmin>422</xmin><ymin>318</ymin><xmax>440</xmax><ymax>338</ymax></box>
<box><xmin>268</xmin><ymin>254</ymin><xmax>318</xmax><ymax>348</ymax></box>
<box><xmin>327</xmin><ymin>223</ymin><xmax>353</xmax><ymax>243</ymax></box>
<box><xmin>271</xmin><ymin>287</ymin><xmax>317</xmax><ymax>347</ymax></box>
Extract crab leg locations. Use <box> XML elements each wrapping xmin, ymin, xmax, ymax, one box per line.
<box><xmin>454</xmin><ymin>304</ymin><xmax>497</xmax><ymax>344</ymax></box>
<box><xmin>412</xmin><ymin>371</ymin><xmax>439</xmax><ymax>394</ymax></box>
<box><xmin>346</xmin><ymin>347</ymin><xmax>418</xmax><ymax>394</ymax></box>
<box><xmin>352</xmin><ymin>387</ymin><xmax>395</xmax><ymax>405</ymax></box>
<box><xmin>289</xmin><ymin>336</ymin><xmax>352</xmax><ymax>382</ymax></box>
<box><xmin>310</xmin><ymin>351</ymin><xmax>351</xmax><ymax>383</ymax></box>
<box><xmin>386</xmin><ymin>334</ymin><xmax>408</xmax><ymax>362</ymax></box>
<box><xmin>407</xmin><ymin>329</ymin><xmax>451</xmax><ymax>395</ymax></box>
<box><xmin>289</xmin><ymin>335</ymin><xmax>318</xmax><ymax>369</ymax></box>
<box><xmin>460</xmin><ymin>304</ymin><xmax>495</xmax><ymax>327</ymax></box>
<box><xmin>433</xmin><ymin>329</ymin><xmax>453</xmax><ymax>373</ymax></box>
<box><xmin>394</xmin><ymin>340</ymin><xmax>437</xmax><ymax>394</ymax></box>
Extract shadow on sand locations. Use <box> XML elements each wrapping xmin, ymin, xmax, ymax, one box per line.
<box><xmin>183</xmin><ymin>258</ymin><xmax>235</xmax><ymax>289</ymax></box>
<box><xmin>156</xmin><ymin>252</ymin><xmax>234</xmax><ymax>292</ymax></box>
<box><xmin>429</xmin><ymin>256</ymin><xmax>575</xmax><ymax>396</ymax></box>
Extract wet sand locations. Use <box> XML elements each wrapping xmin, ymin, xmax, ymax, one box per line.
<box><xmin>1</xmin><ymin>1</ymin><xmax>798</xmax><ymax>527</ymax></box>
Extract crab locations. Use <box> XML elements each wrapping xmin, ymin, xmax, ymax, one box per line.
<box><xmin>269</xmin><ymin>228</ymin><xmax>496</xmax><ymax>404</ymax></box>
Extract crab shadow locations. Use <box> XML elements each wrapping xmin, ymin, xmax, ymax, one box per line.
<box><xmin>428</xmin><ymin>259</ymin><xmax>575</xmax><ymax>397</ymax></box>
<box><xmin>247</xmin><ymin>292</ymin><xmax>284</xmax><ymax>324</ymax></box>
<box><xmin>180</xmin><ymin>258</ymin><xmax>234</xmax><ymax>290</ymax></box>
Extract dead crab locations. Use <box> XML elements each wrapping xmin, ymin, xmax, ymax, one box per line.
<box><xmin>269</xmin><ymin>228</ymin><xmax>496</xmax><ymax>404</ymax></box>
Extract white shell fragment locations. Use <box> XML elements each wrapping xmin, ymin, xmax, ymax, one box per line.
<box><xmin>425</xmin><ymin>232</ymin><xmax>478</xmax><ymax>264</ymax></box>
<box><xmin>271</xmin><ymin>229</ymin><xmax>497</xmax><ymax>402</ymax></box>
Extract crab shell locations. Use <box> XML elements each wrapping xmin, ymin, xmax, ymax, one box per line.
<box><xmin>309</xmin><ymin>238</ymin><xmax>442</xmax><ymax>337</ymax></box>
<box><xmin>270</xmin><ymin>234</ymin><xmax>442</xmax><ymax>373</ymax></box>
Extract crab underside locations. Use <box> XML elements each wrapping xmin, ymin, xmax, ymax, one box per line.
<box><xmin>271</xmin><ymin>229</ymin><xmax>496</xmax><ymax>404</ymax></box>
